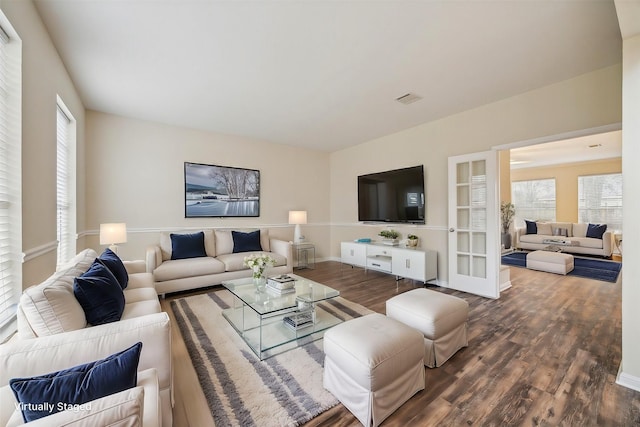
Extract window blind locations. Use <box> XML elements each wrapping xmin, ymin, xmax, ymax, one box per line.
<box><xmin>578</xmin><ymin>173</ymin><xmax>622</xmax><ymax>232</ymax></box>
<box><xmin>511</xmin><ymin>178</ymin><xmax>556</xmax><ymax>227</ymax></box>
<box><xmin>0</xmin><ymin>19</ymin><xmax>21</xmax><ymax>343</ymax></box>
<box><xmin>56</xmin><ymin>105</ymin><xmax>74</xmax><ymax>267</ymax></box>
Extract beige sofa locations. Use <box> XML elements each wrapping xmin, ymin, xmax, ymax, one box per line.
<box><xmin>2</xmin><ymin>249</ymin><xmax>172</xmax><ymax>426</ymax></box>
<box><xmin>516</xmin><ymin>222</ymin><xmax>613</xmax><ymax>257</ymax></box>
<box><xmin>146</xmin><ymin>229</ymin><xmax>293</xmax><ymax>295</ymax></box>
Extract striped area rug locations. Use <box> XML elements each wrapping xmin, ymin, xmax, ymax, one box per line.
<box><xmin>171</xmin><ymin>289</ymin><xmax>373</xmax><ymax>427</ymax></box>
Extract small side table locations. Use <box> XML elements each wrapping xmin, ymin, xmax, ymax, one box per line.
<box><xmin>293</xmin><ymin>243</ymin><xmax>315</xmax><ymax>270</ymax></box>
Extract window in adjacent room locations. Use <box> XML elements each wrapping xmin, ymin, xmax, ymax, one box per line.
<box><xmin>578</xmin><ymin>173</ymin><xmax>622</xmax><ymax>232</ymax></box>
<box><xmin>56</xmin><ymin>99</ymin><xmax>76</xmax><ymax>267</ymax></box>
<box><xmin>511</xmin><ymin>178</ymin><xmax>556</xmax><ymax>227</ymax></box>
<box><xmin>0</xmin><ymin>15</ymin><xmax>22</xmax><ymax>343</ymax></box>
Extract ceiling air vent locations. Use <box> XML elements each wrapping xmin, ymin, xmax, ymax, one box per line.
<box><xmin>395</xmin><ymin>93</ymin><xmax>422</xmax><ymax>105</ymax></box>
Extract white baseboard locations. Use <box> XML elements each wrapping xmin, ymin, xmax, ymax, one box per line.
<box><xmin>616</xmin><ymin>366</ymin><xmax>640</xmax><ymax>392</ymax></box>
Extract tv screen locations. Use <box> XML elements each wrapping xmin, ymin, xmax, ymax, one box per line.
<box><xmin>358</xmin><ymin>165</ymin><xmax>425</xmax><ymax>224</ymax></box>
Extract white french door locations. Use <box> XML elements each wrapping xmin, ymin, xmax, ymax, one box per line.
<box><xmin>447</xmin><ymin>151</ymin><xmax>500</xmax><ymax>299</ymax></box>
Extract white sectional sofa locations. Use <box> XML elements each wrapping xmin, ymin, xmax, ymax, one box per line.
<box><xmin>146</xmin><ymin>228</ymin><xmax>293</xmax><ymax>295</ymax></box>
<box><xmin>515</xmin><ymin>221</ymin><xmax>613</xmax><ymax>257</ymax></box>
<box><xmin>1</xmin><ymin>249</ymin><xmax>172</xmax><ymax>427</ymax></box>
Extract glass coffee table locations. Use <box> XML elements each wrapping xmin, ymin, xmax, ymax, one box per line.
<box><xmin>221</xmin><ymin>274</ymin><xmax>341</xmax><ymax>360</ymax></box>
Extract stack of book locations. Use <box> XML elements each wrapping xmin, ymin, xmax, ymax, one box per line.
<box><xmin>266</xmin><ymin>274</ymin><xmax>296</xmax><ymax>295</ymax></box>
<box><xmin>283</xmin><ymin>311</ymin><xmax>313</xmax><ymax>331</ymax></box>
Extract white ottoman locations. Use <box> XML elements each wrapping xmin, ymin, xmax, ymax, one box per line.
<box><xmin>323</xmin><ymin>313</ymin><xmax>424</xmax><ymax>427</ymax></box>
<box><xmin>526</xmin><ymin>250</ymin><xmax>574</xmax><ymax>275</ymax></box>
<box><xmin>386</xmin><ymin>288</ymin><xmax>469</xmax><ymax>368</ymax></box>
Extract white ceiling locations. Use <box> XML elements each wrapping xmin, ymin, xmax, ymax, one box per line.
<box><xmin>33</xmin><ymin>0</ymin><xmax>622</xmax><ymax>152</ymax></box>
<box><xmin>509</xmin><ymin>130</ymin><xmax>622</xmax><ymax>169</ymax></box>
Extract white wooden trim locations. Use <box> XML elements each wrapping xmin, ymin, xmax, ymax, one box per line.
<box><xmin>616</xmin><ymin>367</ymin><xmax>640</xmax><ymax>392</ymax></box>
<box><xmin>492</xmin><ymin>123</ymin><xmax>622</xmax><ymax>151</ymax></box>
<box><xmin>22</xmin><ymin>240</ymin><xmax>58</xmax><ymax>262</ymax></box>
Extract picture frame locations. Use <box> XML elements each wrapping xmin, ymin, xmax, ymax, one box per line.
<box><xmin>184</xmin><ymin>162</ymin><xmax>260</xmax><ymax>218</ymax></box>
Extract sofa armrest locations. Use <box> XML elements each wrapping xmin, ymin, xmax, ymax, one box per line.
<box><xmin>0</xmin><ymin>312</ymin><xmax>172</xmax><ymax>397</ymax></box>
<box><xmin>146</xmin><ymin>245</ymin><xmax>162</xmax><ymax>273</ymax></box>
<box><xmin>270</xmin><ymin>238</ymin><xmax>293</xmax><ymax>270</ymax></box>
<box><xmin>602</xmin><ymin>231</ymin><xmax>613</xmax><ymax>257</ymax></box>
<box><xmin>124</xmin><ymin>260</ymin><xmax>147</xmax><ymax>274</ymax></box>
<box><xmin>515</xmin><ymin>227</ymin><xmax>525</xmax><ymax>246</ymax></box>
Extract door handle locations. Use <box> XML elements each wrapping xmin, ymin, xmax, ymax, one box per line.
<box><xmin>449</xmin><ymin>228</ymin><xmax>455</xmax><ymax>232</ymax></box>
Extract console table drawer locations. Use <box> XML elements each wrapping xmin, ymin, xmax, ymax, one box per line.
<box><xmin>367</xmin><ymin>245</ymin><xmax>393</xmax><ymax>257</ymax></box>
<box><xmin>367</xmin><ymin>256</ymin><xmax>392</xmax><ymax>273</ymax></box>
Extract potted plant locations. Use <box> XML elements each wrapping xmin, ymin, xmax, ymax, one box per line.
<box><xmin>378</xmin><ymin>229</ymin><xmax>400</xmax><ymax>245</ymax></box>
<box><xmin>407</xmin><ymin>234</ymin><xmax>419</xmax><ymax>247</ymax></box>
<box><xmin>500</xmin><ymin>202</ymin><xmax>515</xmax><ymax>249</ymax></box>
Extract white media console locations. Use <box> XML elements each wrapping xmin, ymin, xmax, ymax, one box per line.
<box><xmin>341</xmin><ymin>241</ymin><xmax>437</xmax><ymax>283</ymax></box>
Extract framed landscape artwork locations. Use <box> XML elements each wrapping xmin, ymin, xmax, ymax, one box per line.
<box><xmin>184</xmin><ymin>162</ymin><xmax>260</xmax><ymax>218</ymax></box>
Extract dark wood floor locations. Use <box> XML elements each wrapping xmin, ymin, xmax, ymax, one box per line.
<box><xmin>164</xmin><ymin>261</ymin><xmax>640</xmax><ymax>426</ymax></box>
<box><xmin>296</xmin><ymin>261</ymin><xmax>640</xmax><ymax>427</ymax></box>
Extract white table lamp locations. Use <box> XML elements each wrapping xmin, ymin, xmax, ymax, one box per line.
<box><xmin>288</xmin><ymin>211</ymin><xmax>307</xmax><ymax>244</ymax></box>
<box><xmin>100</xmin><ymin>223</ymin><xmax>127</xmax><ymax>254</ymax></box>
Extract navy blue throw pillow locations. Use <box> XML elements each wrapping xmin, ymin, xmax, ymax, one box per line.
<box><xmin>586</xmin><ymin>223</ymin><xmax>607</xmax><ymax>239</ymax></box>
<box><xmin>73</xmin><ymin>261</ymin><xmax>125</xmax><ymax>325</ymax></box>
<box><xmin>170</xmin><ymin>232</ymin><xmax>207</xmax><ymax>260</ymax></box>
<box><xmin>525</xmin><ymin>220</ymin><xmax>537</xmax><ymax>235</ymax></box>
<box><xmin>10</xmin><ymin>342</ymin><xmax>142</xmax><ymax>423</ymax></box>
<box><xmin>232</xmin><ymin>230</ymin><xmax>263</xmax><ymax>253</ymax></box>
<box><xmin>98</xmin><ymin>248</ymin><xmax>129</xmax><ymax>289</ymax></box>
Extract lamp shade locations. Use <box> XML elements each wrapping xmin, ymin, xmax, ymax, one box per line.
<box><xmin>288</xmin><ymin>211</ymin><xmax>307</xmax><ymax>225</ymax></box>
<box><xmin>100</xmin><ymin>223</ymin><xmax>127</xmax><ymax>245</ymax></box>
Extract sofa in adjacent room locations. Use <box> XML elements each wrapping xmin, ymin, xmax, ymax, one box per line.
<box><xmin>515</xmin><ymin>221</ymin><xmax>613</xmax><ymax>257</ymax></box>
<box><xmin>146</xmin><ymin>228</ymin><xmax>293</xmax><ymax>295</ymax></box>
<box><xmin>2</xmin><ymin>248</ymin><xmax>173</xmax><ymax>426</ymax></box>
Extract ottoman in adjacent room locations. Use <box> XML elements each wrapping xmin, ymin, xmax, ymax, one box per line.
<box><xmin>386</xmin><ymin>288</ymin><xmax>469</xmax><ymax>368</ymax></box>
<box><xmin>323</xmin><ymin>313</ymin><xmax>424</xmax><ymax>427</ymax></box>
<box><xmin>526</xmin><ymin>250</ymin><xmax>574</xmax><ymax>275</ymax></box>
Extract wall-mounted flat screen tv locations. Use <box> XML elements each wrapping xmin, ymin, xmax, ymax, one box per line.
<box><xmin>184</xmin><ymin>162</ymin><xmax>260</xmax><ymax>218</ymax></box>
<box><xmin>358</xmin><ymin>165</ymin><xmax>425</xmax><ymax>224</ymax></box>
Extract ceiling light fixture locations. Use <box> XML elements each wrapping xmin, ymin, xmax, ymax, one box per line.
<box><xmin>395</xmin><ymin>93</ymin><xmax>422</xmax><ymax>105</ymax></box>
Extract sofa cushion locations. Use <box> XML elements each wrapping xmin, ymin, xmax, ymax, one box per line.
<box><xmin>9</xmin><ymin>342</ymin><xmax>142</xmax><ymax>423</ymax></box>
<box><xmin>73</xmin><ymin>261</ymin><xmax>126</xmax><ymax>326</ymax></box>
<box><xmin>536</xmin><ymin>222</ymin><xmax>552</xmax><ymax>235</ymax></box>
<box><xmin>122</xmin><ymin>299</ymin><xmax>162</xmax><ymax>319</ymax></box>
<box><xmin>586</xmin><ymin>223</ymin><xmax>607</xmax><ymax>239</ymax></box>
<box><xmin>572</xmin><ymin>237</ymin><xmax>605</xmax><ymax>249</ymax></box>
<box><xmin>56</xmin><ymin>248</ymin><xmax>98</xmax><ymax>274</ymax></box>
<box><xmin>170</xmin><ymin>231</ymin><xmax>207</xmax><ymax>260</ymax></box>
<box><xmin>126</xmin><ymin>272</ymin><xmax>154</xmax><ymax>289</ymax></box>
<box><xmin>553</xmin><ymin>222</ymin><xmax>573</xmax><ymax>237</ymax></box>
<box><xmin>519</xmin><ymin>234</ymin><xmax>549</xmax><ymax>245</ymax></box>
<box><xmin>153</xmin><ymin>257</ymin><xmax>226</xmax><ymax>282</ymax></box>
<box><xmin>232</xmin><ymin>230</ymin><xmax>263</xmax><ymax>253</ymax></box>
<box><xmin>18</xmin><ymin>270</ymin><xmax>88</xmax><ymax>337</ymax></box>
<box><xmin>525</xmin><ymin>220</ymin><xmax>537</xmax><ymax>234</ymax></box>
<box><xmin>123</xmin><ymin>287</ymin><xmax>159</xmax><ymax>304</ymax></box>
<box><xmin>573</xmin><ymin>223</ymin><xmax>588</xmax><ymax>237</ymax></box>
<box><xmin>552</xmin><ymin>227</ymin><xmax>568</xmax><ymax>237</ymax></box>
<box><xmin>160</xmin><ymin>230</ymin><xmax>215</xmax><ymax>261</ymax></box>
<box><xmin>217</xmin><ymin>252</ymin><xmax>287</xmax><ymax>272</ymax></box>
<box><xmin>98</xmin><ymin>248</ymin><xmax>129</xmax><ymax>289</ymax></box>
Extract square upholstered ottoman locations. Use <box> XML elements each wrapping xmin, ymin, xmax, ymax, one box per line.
<box><xmin>386</xmin><ymin>288</ymin><xmax>469</xmax><ymax>368</ymax></box>
<box><xmin>323</xmin><ymin>313</ymin><xmax>424</xmax><ymax>427</ymax></box>
<box><xmin>526</xmin><ymin>250</ymin><xmax>574</xmax><ymax>275</ymax></box>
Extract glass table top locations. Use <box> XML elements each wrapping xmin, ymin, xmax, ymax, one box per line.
<box><xmin>222</xmin><ymin>274</ymin><xmax>340</xmax><ymax>316</ymax></box>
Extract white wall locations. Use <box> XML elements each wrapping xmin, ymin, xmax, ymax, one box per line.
<box><xmin>330</xmin><ymin>65</ymin><xmax>622</xmax><ymax>284</ymax></box>
<box><xmin>619</xmin><ymin>32</ymin><xmax>640</xmax><ymax>388</ymax></box>
<box><xmin>0</xmin><ymin>0</ymin><xmax>86</xmax><ymax>288</ymax></box>
<box><xmin>85</xmin><ymin>111</ymin><xmax>331</xmax><ymax>261</ymax></box>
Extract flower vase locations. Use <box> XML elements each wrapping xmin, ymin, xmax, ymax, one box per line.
<box><xmin>254</xmin><ymin>275</ymin><xmax>266</xmax><ymax>292</ymax></box>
